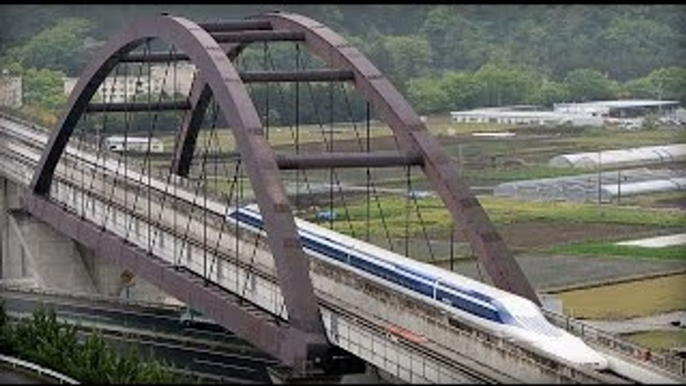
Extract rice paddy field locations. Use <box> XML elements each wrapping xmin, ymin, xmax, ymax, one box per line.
<box><xmin>557</xmin><ymin>274</ymin><xmax>686</xmax><ymax>320</ymax></box>
<box><xmin>624</xmin><ymin>330</ymin><xmax>686</xmax><ymax>351</ymax></box>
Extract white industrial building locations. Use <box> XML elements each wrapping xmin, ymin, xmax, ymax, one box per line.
<box><xmin>553</xmin><ymin>100</ymin><xmax>681</xmax><ymax>118</ymax></box>
<box><xmin>450</xmin><ymin>100</ymin><xmax>681</xmax><ymax>128</ymax></box>
<box><xmin>63</xmin><ymin>62</ymin><xmax>196</xmax><ymax>103</ymax></box>
<box><xmin>450</xmin><ymin>106</ymin><xmax>603</xmax><ymax>127</ymax></box>
<box><xmin>450</xmin><ymin>109</ymin><xmax>605</xmax><ymax>127</ymax></box>
<box><xmin>549</xmin><ymin>144</ymin><xmax>686</xmax><ymax>169</ymax></box>
<box><xmin>0</xmin><ymin>71</ymin><xmax>22</xmax><ymax>108</ymax></box>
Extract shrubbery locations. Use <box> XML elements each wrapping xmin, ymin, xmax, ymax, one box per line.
<box><xmin>0</xmin><ymin>302</ymin><xmax>181</xmax><ymax>384</ymax></box>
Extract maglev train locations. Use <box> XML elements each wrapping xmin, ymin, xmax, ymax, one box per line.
<box><xmin>226</xmin><ymin>204</ymin><xmax>608</xmax><ymax>370</ymax></box>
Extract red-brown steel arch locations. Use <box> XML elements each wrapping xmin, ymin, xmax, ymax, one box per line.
<box><xmin>172</xmin><ymin>11</ymin><xmax>540</xmax><ymax>305</ymax></box>
<box><xmin>28</xmin><ymin>15</ymin><xmax>331</xmax><ymax>370</ymax></box>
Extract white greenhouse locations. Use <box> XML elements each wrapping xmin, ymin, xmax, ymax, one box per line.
<box><xmin>549</xmin><ymin>144</ymin><xmax>686</xmax><ymax>169</ymax></box>
<box><xmin>494</xmin><ymin>168</ymin><xmax>686</xmax><ymax>203</ymax></box>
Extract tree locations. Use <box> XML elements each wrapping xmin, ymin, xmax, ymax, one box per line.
<box><xmin>22</xmin><ymin>68</ymin><xmax>68</xmax><ymax>113</ymax></box>
<box><xmin>473</xmin><ymin>62</ymin><xmax>540</xmax><ymax>107</ymax></box>
<box><xmin>7</xmin><ymin>307</ymin><xmax>181</xmax><ymax>384</ymax></box>
<box><xmin>419</xmin><ymin>6</ymin><xmax>454</xmax><ymax>68</ymax></box>
<box><xmin>623</xmin><ymin>76</ymin><xmax>657</xmax><ymax>100</ymax></box>
<box><xmin>420</xmin><ymin>8</ymin><xmax>493</xmax><ymax>71</ymax></box>
<box><xmin>441</xmin><ymin>70</ymin><xmax>480</xmax><ymax>110</ymax></box>
<box><xmin>407</xmin><ymin>76</ymin><xmax>449</xmax><ymax>114</ymax></box>
<box><xmin>563</xmin><ymin>68</ymin><xmax>617</xmax><ymax>102</ymax></box>
<box><xmin>508</xmin><ymin>18</ymin><xmax>553</xmax><ymax>75</ymax></box>
<box><xmin>383</xmin><ymin>34</ymin><xmax>433</xmax><ymax>93</ymax></box>
<box><xmin>645</xmin><ymin>67</ymin><xmax>686</xmax><ymax>103</ymax></box>
<box><xmin>0</xmin><ymin>58</ymin><xmax>23</xmax><ymax>76</ymax></box>
<box><xmin>13</xmin><ymin>18</ymin><xmax>95</xmax><ymax>76</ymax></box>
<box><xmin>601</xmin><ymin>14</ymin><xmax>679</xmax><ymax>80</ymax></box>
<box><xmin>0</xmin><ymin>302</ymin><xmax>16</xmax><ymax>355</ymax></box>
<box><xmin>528</xmin><ymin>79</ymin><xmax>569</xmax><ymax>107</ymax></box>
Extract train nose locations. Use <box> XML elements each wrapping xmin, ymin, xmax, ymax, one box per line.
<box><xmin>588</xmin><ymin>356</ymin><xmax>609</xmax><ymax>371</ymax></box>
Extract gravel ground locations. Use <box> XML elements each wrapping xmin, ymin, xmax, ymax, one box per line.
<box><xmin>0</xmin><ymin>369</ymin><xmax>43</xmax><ymax>384</ymax></box>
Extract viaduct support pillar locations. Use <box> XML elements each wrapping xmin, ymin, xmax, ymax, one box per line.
<box><xmin>1</xmin><ymin>176</ymin><xmax>177</xmax><ymax>304</ymax></box>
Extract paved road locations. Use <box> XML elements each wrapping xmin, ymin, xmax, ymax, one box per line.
<box><xmin>0</xmin><ymin>369</ymin><xmax>44</xmax><ymax>384</ymax></box>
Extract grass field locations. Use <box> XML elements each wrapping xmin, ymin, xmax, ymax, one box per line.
<box><xmin>557</xmin><ymin>274</ymin><xmax>686</xmax><ymax>320</ymax></box>
<box><xmin>312</xmin><ymin>194</ymin><xmax>686</xmax><ymax>239</ymax></box>
<box><xmin>622</xmin><ymin>330</ymin><xmax>686</xmax><ymax>352</ymax></box>
<box><xmin>561</xmin><ymin>127</ymin><xmax>684</xmax><ymax>149</ymax></box>
<box><xmin>549</xmin><ymin>242</ymin><xmax>686</xmax><ymax>261</ymax></box>
<box><xmin>459</xmin><ymin>165</ymin><xmax>589</xmax><ymax>183</ymax></box>
<box><xmin>618</xmin><ymin>191</ymin><xmax>686</xmax><ymax>209</ymax></box>
<box><xmin>478</xmin><ymin>197</ymin><xmax>686</xmax><ymax>227</ymax></box>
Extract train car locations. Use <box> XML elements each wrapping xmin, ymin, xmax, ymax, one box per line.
<box><xmin>226</xmin><ymin>205</ymin><xmax>608</xmax><ymax>370</ymax></box>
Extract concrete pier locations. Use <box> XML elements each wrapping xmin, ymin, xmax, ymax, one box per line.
<box><xmin>0</xmin><ymin>176</ymin><xmax>175</xmax><ymax>304</ymax></box>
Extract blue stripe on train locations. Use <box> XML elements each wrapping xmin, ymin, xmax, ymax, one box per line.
<box><xmin>228</xmin><ymin>209</ymin><xmax>506</xmax><ymax>324</ymax></box>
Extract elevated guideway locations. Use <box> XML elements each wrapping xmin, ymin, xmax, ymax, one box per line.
<box><xmin>2</xmin><ymin>113</ymin><xmax>683</xmax><ymax>383</ymax></box>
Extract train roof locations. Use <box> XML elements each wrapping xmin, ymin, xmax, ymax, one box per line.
<box><xmin>239</xmin><ymin>204</ymin><xmax>533</xmax><ymax>307</ymax></box>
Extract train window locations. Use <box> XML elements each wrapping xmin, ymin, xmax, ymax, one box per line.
<box><xmin>303</xmin><ymin>237</ymin><xmax>347</xmax><ymax>263</ymax></box>
<box><xmin>436</xmin><ymin>288</ymin><xmax>503</xmax><ymax>323</ymax></box>
<box><xmin>231</xmin><ymin>211</ymin><xmax>263</xmax><ymax>230</ymax></box>
<box><xmin>395</xmin><ymin>265</ymin><xmax>436</xmax><ymax>283</ymax></box>
<box><xmin>413</xmin><ymin>281</ymin><xmax>434</xmax><ymax>297</ymax></box>
<box><xmin>351</xmin><ymin>255</ymin><xmax>394</xmax><ymax>283</ymax></box>
<box><xmin>441</xmin><ymin>282</ymin><xmax>494</xmax><ymax>304</ymax></box>
<box><xmin>391</xmin><ymin>273</ymin><xmax>433</xmax><ymax>297</ymax></box>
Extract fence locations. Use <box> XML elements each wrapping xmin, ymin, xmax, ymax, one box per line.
<box><xmin>0</xmin><ymin>354</ymin><xmax>79</xmax><ymax>384</ymax></box>
<box><xmin>543</xmin><ymin>309</ymin><xmax>686</xmax><ymax>379</ymax></box>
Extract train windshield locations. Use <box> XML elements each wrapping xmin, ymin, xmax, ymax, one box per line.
<box><xmin>499</xmin><ymin>296</ymin><xmax>563</xmax><ymax>337</ymax></box>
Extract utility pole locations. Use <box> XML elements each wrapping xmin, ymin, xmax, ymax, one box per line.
<box><xmin>458</xmin><ymin>143</ymin><xmax>463</xmax><ymax>177</ymax></box>
<box><xmin>450</xmin><ymin>221</ymin><xmax>455</xmax><ymax>272</ymax></box>
<box><xmin>597</xmin><ymin>150</ymin><xmax>602</xmax><ymax>204</ymax></box>
<box><xmin>617</xmin><ymin>169</ymin><xmax>621</xmax><ymax>205</ymax></box>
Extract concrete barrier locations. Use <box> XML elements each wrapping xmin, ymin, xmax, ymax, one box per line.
<box><xmin>0</xmin><ymin>353</ymin><xmax>79</xmax><ymax>384</ymax></box>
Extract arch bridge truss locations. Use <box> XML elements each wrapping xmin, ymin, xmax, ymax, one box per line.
<box><xmin>25</xmin><ymin>11</ymin><xmax>539</xmax><ymax>374</ymax></box>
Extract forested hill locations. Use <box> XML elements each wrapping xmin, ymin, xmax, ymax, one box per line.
<box><xmin>1</xmin><ymin>4</ymin><xmax>684</xmax><ymax>116</ymax></box>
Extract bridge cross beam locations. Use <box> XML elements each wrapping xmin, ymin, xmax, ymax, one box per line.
<box><xmin>27</xmin><ymin>14</ymin><xmax>331</xmax><ymax>374</ymax></box>
<box><xmin>172</xmin><ymin>11</ymin><xmax>540</xmax><ymax>305</ymax></box>
<box><xmin>26</xmin><ymin>9</ymin><xmax>540</xmax><ymax>377</ymax></box>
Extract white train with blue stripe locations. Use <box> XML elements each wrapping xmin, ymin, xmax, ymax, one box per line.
<box><xmin>227</xmin><ymin>205</ymin><xmax>608</xmax><ymax>370</ymax></box>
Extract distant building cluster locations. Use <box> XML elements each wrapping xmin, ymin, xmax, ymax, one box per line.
<box><xmin>63</xmin><ymin>62</ymin><xmax>196</xmax><ymax>103</ymax></box>
<box><xmin>450</xmin><ymin>100</ymin><xmax>683</xmax><ymax>128</ymax></box>
<box><xmin>0</xmin><ymin>70</ymin><xmax>23</xmax><ymax>108</ymax></box>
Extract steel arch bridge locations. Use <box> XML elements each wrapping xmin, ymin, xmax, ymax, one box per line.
<box><xmin>25</xmin><ymin>11</ymin><xmax>539</xmax><ymax>375</ymax></box>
